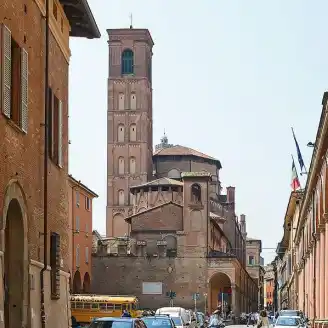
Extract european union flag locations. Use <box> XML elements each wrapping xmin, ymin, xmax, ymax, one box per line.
<box><xmin>292</xmin><ymin>128</ymin><xmax>306</xmax><ymax>172</ymax></box>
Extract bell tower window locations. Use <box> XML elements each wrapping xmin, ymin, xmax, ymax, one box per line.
<box><xmin>121</xmin><ymin>49</ymin><xmax>134</xmax><ymax>75</ymax></box>
<box><xmin>191</xmin><ymin>184</ymin><xmax>201</xmax><ymax>204</ymax></box>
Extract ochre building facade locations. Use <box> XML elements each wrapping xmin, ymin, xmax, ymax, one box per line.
<box><xmin>275</xmin><ymin>92</ymin><xmax>328</xmax><ymax>328</ymax></box>
<box><xmin>0</xmin><ymin>0</ymin><xmax>99</xmax><ymax>327</ymax></box>
<box><xmin>68</xmin><ymin>175</ymin><xmax>98</xmax><ymax>294</ymax></box>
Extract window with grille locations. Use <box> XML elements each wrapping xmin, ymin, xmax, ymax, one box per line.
<box><xmin>50</xmin><ymin>232</ymin><xmax>60</xmax><ymax>299</ymax></box>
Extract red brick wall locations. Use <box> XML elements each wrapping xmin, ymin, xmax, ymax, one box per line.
<box><xmin>131</xmin><ymin>204</ymin><xmax>183</xmax><ymax>231</ymax></box>
<box><xmin>0</xmin><ymin>0</ymin><xmax>70</xmax><ymax>270</ymax></box>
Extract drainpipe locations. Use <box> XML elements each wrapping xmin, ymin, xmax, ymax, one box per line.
<box><xmin>313</xmin><ymin>232</ymin><xmax>316</xmax><ymax>324</ymax></box>
<box><xmin>40</xmin><ymin>0</ymin><xmax>49</xmax><ymax>326</ymax></box>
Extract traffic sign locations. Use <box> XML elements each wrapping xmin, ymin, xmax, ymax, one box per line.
<box><xmin>166</xmin><ymin>290</ymin><xmax>176</xmax><ymax>298</ymax></box>
<box><xmin>192</xmin><ymin>293</ymin><xmax>200</xmax><ymax>301</ymax></box>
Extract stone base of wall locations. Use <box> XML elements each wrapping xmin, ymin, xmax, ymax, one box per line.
<box><xmin>0</xmin><ymin>257</ymin><xmax>71</xmax><ymax>328</ymax></box>
<box><xmin>313</xmin><ymin>321</ymin><xmax>328</xmax><ymax>328</ymax></box>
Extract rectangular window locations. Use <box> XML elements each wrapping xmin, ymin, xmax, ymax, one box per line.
<box><xmin>76</xmin><ymin>245</ymin><xmax>80</xmax><ymax>267</ymax></box>
<box><xmin>130</xmin><ymin>93</ymin><xmax>136</xmax><ymax>110</ymax></box>
<box><xmin>48</xmin><ymin>88</ymin><xmax>63</xmax><ymax>167</ymax></box>
<box><xmin>118</xmin><ymin>93</ymin><xmax>125</xmax><ymax>110</ymax></box>
<box><xmin>85</xmin><ymin>223</ymin><xmax>89</xmax><ymax>233</ymax></box>
<box><xmin>2</xmin><ymin>25</ymin><xmax>29</xmax><ymax>132</ymax></box>
<box><xmin>50</xmin><ymin>232</ymin><xmax>60</xmax><ymax>299</ymax></box>
<box><xmin>248</xmin><ymin>255</ymin><xmax>255</xmax><ymax>265</ymax></box>
<box><xmin>75</xmin><ymin>216</ymin><xmax>80</xmax><ymax>231</ymax></box>
<box><xmin>85</xmin><ymin>196</ymin><xmax>90</xmax><ymax>210</ymax></box>
<box><xmin>85</xmin><ymin>247</ymin><xmax>89</xmax><ymax>263</ymax></box>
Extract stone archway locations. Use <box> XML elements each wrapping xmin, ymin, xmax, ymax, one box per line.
<box><xmin>73</xmin><ymin>271</ymin><xmax>82</xmax><ymax>293</ymax></box>
<box><xmin>1</xmin><ymin>180</ymin><xmax>29</xmax><ymax>328</ymax></box>
<box><xmin>83</xmin><ymin>272</ymin><xmax>91</xmax><ymax>293</ymax></box>
<box><xmin>209</xmin><ymin>272</ymin><xmax>232</xmax><ymax>314</ymax></box>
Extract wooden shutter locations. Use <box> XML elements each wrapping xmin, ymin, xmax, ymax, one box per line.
<box><xmin>20</xmin><ymin>48</ymin><xmax>28</xmax><ymax>132</ymax></box>
<box><xmin>57</xmin><ymin>100</ymin><xmax>63</xmax><ymax>167</ymax></box>
<box><xmin>2</xmin><ymin>25</ymin><xmax>11</xmax><ymax>118</ymax></box>
<box><xmin>48</xmin><ymin>88</ymin><xmax>54</xmax><ymax>158</ymax></box>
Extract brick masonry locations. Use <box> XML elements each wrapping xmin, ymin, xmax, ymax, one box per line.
<box><xmin>0</xmin><ymin>0</ymin><xmax>70</xmax><ymax>273</ymax></box>
<box><xmin>91</xmin><ymin>255</ymin><xmax>208</xmax><ymax>310</ymax></box>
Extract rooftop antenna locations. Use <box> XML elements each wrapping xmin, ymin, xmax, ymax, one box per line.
<box><xmin>129</xmin><ymin>13</ymin><xmax>133</xmax><ymax>29</ymax></box>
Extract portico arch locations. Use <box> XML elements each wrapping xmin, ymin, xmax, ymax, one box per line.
<box><xmin>1</xmin><ymin>180</ymin><xmax>29</xmax><ymax>328</ymax></box>
<box><xmin>73</xmin><ymin>270</ymin><xmax>82</xmax><ymax>293</ymax></box>
<box><xmin>83</xmin><ymin>272</ymin><xmax>91</xmax><ymax>293</ymax></box>
<box><xmin>209</xmin><ymin>271</ymin><xmax>232</xmax><ymax>314</ymax></box>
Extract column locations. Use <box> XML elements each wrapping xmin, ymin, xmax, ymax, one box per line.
<box><xmin>325</xmin><ymin>222</ymin><xmax>328</xmax><ymax>318</ymax></box>
<box><xmin>309</xmin><ymin>252</ymin><xmax>313</xmax><ymax>319</ymax></box>
<box><xmin>315</xmin><ymin>238</ymin><xmax>320</xmax><ymax>319</ymax></box>
<box><xmin>320</xmin><ymin>229</ymin><xmax>325</xmax><ymax>319</ymax></box>
<box><xmin>231</xmin><ymin>284</ymin><xmax>236</xmax><ymax>314</ymax></box>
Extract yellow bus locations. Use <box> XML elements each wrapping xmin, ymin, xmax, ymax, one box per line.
<box><xmin>71</xmin><ymin>294</ymin><xmax>139</xmax><ymax>325</ymax></box>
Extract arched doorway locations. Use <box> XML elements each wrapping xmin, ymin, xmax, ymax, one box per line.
<box><xmin>83</xmin><ymin>272</ymin><xmax>91</xmax><ymax>293</ymax></box>
<box><xmin>209</xmin><ymin>272</ymin><xmax>232</xmax><ymax>314</ymax></box>
<box><xmin>4</xmin><ymin>198</ymin><xmax>25</xmax><ymax>328</ymax></box>
<box><xmin>73</xmin><ymin>271</ymin><xmax>82</xmax><ymax>293</ymax></box>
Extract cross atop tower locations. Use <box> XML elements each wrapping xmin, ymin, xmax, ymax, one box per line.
<box><xmin>129</xmin><ymin>13</ymin><xmax>133</xmax><ymax>29</ymax></box>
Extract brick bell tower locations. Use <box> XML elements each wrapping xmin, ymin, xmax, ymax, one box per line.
<box><xmin>106</xmin><ymin>27</ymin><xmax>154</xmax><ymax>237</ymax></box>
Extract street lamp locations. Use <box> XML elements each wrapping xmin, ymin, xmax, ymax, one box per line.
<box><xmin>204</xmin><ymin>293</ymin><xmax>208</xmax><ymax>315</ymax></box>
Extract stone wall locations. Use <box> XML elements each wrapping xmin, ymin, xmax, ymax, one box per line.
<box><xmin>92</xmin><ymin>255</ymin><xmax>208</xmax><ymax>310</ymax></box>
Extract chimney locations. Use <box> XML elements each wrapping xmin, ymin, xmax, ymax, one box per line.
<box><xmin>226</xmin><ymin>186</ymin><xmax>235</xmax><ymax>203</ymax></box>
<box><xmin>240</xmin><ymin>214</ymin><xmax>247</xmax><ymax>239</ymax></box>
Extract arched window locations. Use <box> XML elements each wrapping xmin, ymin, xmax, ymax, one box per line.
<box><xmin>129</xmin><ymin>124</ymin><xmax>137</xmax><ymax>142</ymax></box>
<box><xmin>129</xmin><ymin>157</ymin><xmax>136</xmax><ymax>174</ymax></box>
<box><xmin>118</xmin><ymin>93</ymin><xmax>125</xmax><ymax>110</ymax></box>
<box><xmin>118</xmin><ymin>124</ymin><xmax>125</xmax><ymax>142</ymax></box>
<box><xmin>130</xmin><ymin>93</ymin><xmax>137</xmax><ymax>110</ymax></box>
<box><xmin>168</xmin><ymin>169</ymin><xmax>181</xmax><ymax>179</ymax></box>
<box><xmin>165</xmin><ymin>235</ymin><xmax>177</xmax><ymax>258</ymax></box>
<box><xmin>191</xmin><ymin>184</ymin><xmax>201</xmax><ymax>203</ymax></box>
<box><xmin>118</xmin><ymin>157</ymin><xmax>125</xmax><ymax>175</ymax></box>
<box><xmin>121</xmin><ymin>49</ymin><xmax>134</xmax><ymax>75</ymax></box>
<box><xmin>118</xmin><ymin>190</ymin><xmax>125</xmax><ymax>206</ymax></box>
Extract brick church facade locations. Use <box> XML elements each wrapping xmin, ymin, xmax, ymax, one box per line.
<box><xmin>92</xmin><ymin>27</ymin><xmax>261</xmax><ymax>314</ymax></box>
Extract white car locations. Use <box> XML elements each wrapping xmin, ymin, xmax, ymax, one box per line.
<box><xmin>274</xmin><ymin>316</ymin><xmax>305</xmax><ymax>328</ymax></box>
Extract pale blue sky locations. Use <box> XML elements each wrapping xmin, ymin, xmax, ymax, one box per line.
<box><xmin>68</xmin><ymin>0</ymin><xmax>328</xmax><ymax>263</ymax></box>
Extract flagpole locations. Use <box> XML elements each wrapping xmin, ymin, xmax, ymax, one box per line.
<box><xmin>291</xmin><ymin>127</ymin><xmax>308</xmax><ymax>175</ymax></box>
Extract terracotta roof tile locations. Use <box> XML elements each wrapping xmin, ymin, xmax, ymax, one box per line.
<box><xmin>153</xmin><ymin>145</ymin><xmax>218</xmax><ymax>161</ymax></box>
<box><xmin>130</xmin><ymin>177</ymin><xmax>183</xmax><ymax>191</ymax></box>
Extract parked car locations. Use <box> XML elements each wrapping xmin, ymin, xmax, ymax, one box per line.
<box><xmin>142</xmin><ymin>315</ymin><xmax>176</xmax><ymax>328</ymax></box>
<box><xmin>274</xmin><ymin>316</ymin><xmax>306</xmax><ymax>328</ymax></box>
<box><xmin>89</xmin><ymin>317</ymin><xmax>146</xmax><ymax>328</ymax></box>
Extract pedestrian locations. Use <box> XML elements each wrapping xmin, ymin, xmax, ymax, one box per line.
<box><xmin>257</xmin><ymin>310</ymin><xmax>270</xmax><ymax>328</ymax></box>
<box><xmin>247</xmin><ymin>312</ymin><xmax>254</xmax><ymax>327</ymax></box>
<box><xmin>122</xmin><ymin>310</ymin><xmax>132</xmax><ymax>318</ymax></box>
<box><xmin>209</xmin><ymin>310</ymin><xmax>220</xmax><ymax>328</ymax></box>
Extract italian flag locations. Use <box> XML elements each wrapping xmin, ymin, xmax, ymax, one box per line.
<box><xmin>291</xmin><ymin>158</ymin><xmax>301</xmax><ymax>191</ymax></box>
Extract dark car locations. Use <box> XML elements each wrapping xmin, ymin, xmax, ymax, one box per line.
<box><xmin>89</xmin><ymin>317</ymin><xmax>147</xmax><ymax>328</ymax></box>
<box><xmin>142</xmin><ymin>315</ymin><xmax>176</xmax><ymax>328</ymax></box>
